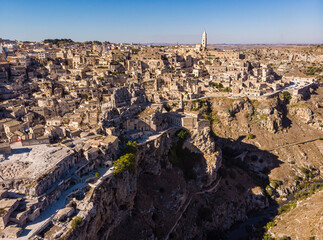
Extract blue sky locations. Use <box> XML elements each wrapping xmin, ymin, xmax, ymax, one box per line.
<box><xmin>0</xmin><ymin>0</ymin><xmax>322</xmax><ymax>44</ymax></box>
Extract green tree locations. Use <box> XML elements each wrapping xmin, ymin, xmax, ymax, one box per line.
<box><xmin>280</xmin><ymin>91</ymin><xmax>291</xmax><ymax>101</ymax></box>
<box><xmin>113</xmin><ymin>153</ymin><xmax>136</xmax><ymax>176</ymax></box>
<box><xmin>124</xmin><ymin>141</ymin><xmax>138</xmax><ymax>154</ymax></box>
<box><xmin>95</xmin><ymin>172</ymin><xmax>100</xmax><ymax>178</ymax></box>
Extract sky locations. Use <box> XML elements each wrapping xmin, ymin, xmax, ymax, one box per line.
<box><xmin>0</xmin><ymin>0</ymin><xmax>322</xmax><ymax>44</ymax></box>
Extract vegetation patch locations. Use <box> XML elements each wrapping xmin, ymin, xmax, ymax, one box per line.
<box><xmin>294</xmin><ymin>182</ymin><xmax>323</xmax><ymax>201</ymax></box>
<box><xmin>124</xmin><ymin>141</ymin><xmax>139</xmax><ymax>154</ymax></box>
<box><xmin>71</xmin><ymin>216</ymin><xmax>82</xmax><ymax>229</ymax></box>
<box><xmin>279</xmin><ymin>91</ymin><xmax>292</xmax><ymax>101</ymax></box>
<box><xmin>278</xmin><ymin>201</ymin><xmax>297</xmax><ymax>215</ymax></box>
<box><xmin>210</xmin><ymin>82</ymin><xmax>231</xmax><ymax>92</ymax></box>
<box><xmin>248</xmin><ymin>133</ymin><xmax>256</xmax><ymax>139</ymax></box>
<box><xmin>113</xmin><ymin>153</ymin><xmax>136</xmax><ymax>176</ymax></box>
<box><xmin>270</xmin><ymin>179</ymin><xmax>283</xmax><ymax>189</ymax></box>
<box><xmin>177</xmin><ymin>129</ymin><xmax>189</xmax><ymax>140</ymax></box>
<box><xmin>169</xmin><ymin>130</ymin><xmax>199</xmax><ymax>180</ymax></box>
<box><xmin>44</xmin><ymin>38</ymin><xmax>74</xmax><ymax>45</ymax></box>
<box><xmin>304</xmin><ymin>66</ymin><xmax>322</xmax><ymax>76</ymax></box>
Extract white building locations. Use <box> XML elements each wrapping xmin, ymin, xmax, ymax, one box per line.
<box><xmin>202</xmin><ymin>30</ymin><xmax>207</xmax><ymax>49</ymax></box>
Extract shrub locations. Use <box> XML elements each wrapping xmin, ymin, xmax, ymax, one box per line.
<box><xmin>210</xmin><ymin>82</ymin><xmax>224</xmax><ymax>89</ymax></box>
<box><xmin>280</xmin><ymin>91</ymin><xmax>291</xmax><ymax>101</ymax></box>
<box><xmin>113</xmin><ymin>153</ymin><xmax>136</xmax><ymax>176</ymax></box>
<box><xmin>95</xmin><ymin>172</ymin><xmax>100</xmax><ymax>178</ymax></box>
<box><xmin>202</xmin><ymin>113</ymin><xmax>212</xmax><ymax>121</ymax></box>
<box><xmin>71</xmin><ymin>216</ymin><xmax>82</xmax><ymax>229</ymax></box>
<box><xmin>223</xmin><ymin>87</ymin><xmax>232</xmax><ymax>92</ymax></box>
<box><xmin>266</xmin><ymin>185</ymin><xmax>273</xmax><ymax>196</ymax></box>
<box><xmin>294</xmin><ymin>175</ymin><xmax>302</xmax><ymax>181</ymax></box>
<box><xmin>294</xmin><ymin>183</ymin><xmax>323</xmax><ymax>200</ymax></box>
<box><xmin>177</xmin><ymin>130</ymin><xmax>189</xmax><ymax>140</ymax></box>
<box><xmin>270</xmin><ymin>179</ymin><xmax>283</xmax><ymax>189</ymax></box>
<box><xmin>262</xmin><ymin>233</ymin><xmax>275</xmax><ymax>240</ymax></box>
<box><xmin>301</xmin><ymin>167</ymin><xmax>309</xmax><ymax>174</ymax></box>
<box><xmin>124</xmin><ymin>141</ymin><xmax>138</xmax><ymax>154</ymax></box>
<box><xmin>278</xmin><ymin>201</ymin><xmax>297</xmax><ymax>215</ymax></box>
<box><xmin>248</xmin><ymin>133</ymin><xmax>256</xmax><ymax>139</ymax></box>
<box><xmin>265</xmin><ymin>221</ymin><xmax>276</xmax><ymax>230</ymax></box>
<box><xmin>110</xmin><ymin>60</ymin><xmax>118</xmax><ymax>65</ymax></box>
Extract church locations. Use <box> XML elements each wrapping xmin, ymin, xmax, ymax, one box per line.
<box><xmin>195</xmin><ymin>30</ymin><xmax>207</xmax><ymax>51</ymax></box>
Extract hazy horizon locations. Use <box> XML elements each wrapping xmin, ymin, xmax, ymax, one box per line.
<box><xmin>1</xmin><ymin>38</ymin><xmax>323</xmax><ymax>45</ymax></box>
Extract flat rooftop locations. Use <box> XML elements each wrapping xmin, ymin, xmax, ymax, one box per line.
<box><xmin>0</xmin><ymin>142</ymin><xmax>72</xmax><ymax>180</ymax></box>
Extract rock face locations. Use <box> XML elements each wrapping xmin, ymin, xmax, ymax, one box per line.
<box><xmin>213</xmin><ymin>97</ymin><xmax>285</xmax><ymax>133</ymax></box>
<box><xmin>65</xmin><ymin>127</ymin><xmax>271</xmax><ymax>240</ymax></box>
<box><xmin>188</xmin><ymin>127</ymin><xmax>216</xmax><ymax>155</ymax></box>
<box><xmin>290</xmin><ymin>106</ymin><xmax>314</xmax><ymax>124</ymax></box>
<box><xmin>66</xmin><ymin>128</ymin><xmax>234</xmax><ymax>240</ymax></box>
<box><xmin>184</xmin><ymin>127</ymin><xmax>221</xmax><ymax>186</ymax></box>
<box><xmin>289</xmin><ymin>93</ymin><xmax>323</xmax><ymax>131</ymax></box>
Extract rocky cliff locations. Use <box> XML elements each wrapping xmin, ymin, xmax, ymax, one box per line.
<box><xmin>59</xmin><ymin>88</ymin><xmax>323</xmax><ymax>240</ymax></box>
<box><xmin>63</xmin><ymin>126</ymin><xmax>271</xmax><ymax>240</ymax></box>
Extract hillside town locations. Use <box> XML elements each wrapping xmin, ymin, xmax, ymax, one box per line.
<box><xmin>0</xmin><ymin>32</ymin><xmax>322</xmax><ymax>239</ymax></box>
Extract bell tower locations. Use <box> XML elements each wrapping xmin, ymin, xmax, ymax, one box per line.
<box><xmin>202</xmin><ymin>30</ymin><xmax>207</xmax><ymax>49</ymax></box>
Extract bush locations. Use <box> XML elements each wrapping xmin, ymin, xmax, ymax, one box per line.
<box><xmin>113</xmin><ymin>153</ymin><xmax>136</xmax><ymax>176</ymax></box>
<box><xmin>294</xmin><ymin>183</ymin><xmax>323</xmax><ymax>200</ymax></box>
<box><xmin>262</xmin><ymin>233</ymin><xmax>275</xmax><ymax>240</ymax></box>
<box><xmin>177</xmin><ymin>130</ymin><xmax>189</xmax><ymax>140</ymax></box>
<box><xmin>71</xmin><ymin>216</ymin><xmax>82</xmax><ymax>229</ymax></box>
<box><xmin>223</xmin><ymin>87</ymin><xmax>232</xmax><ymax>93</ymax></box>
<box><xmin>110</xmin><ymin>60</ymin><xmax>119</xmax><ymax>65</ymax></box>
<box><xmin>301</xmin><ymin>167</ymin><xmax>309</xmax><ymax>174</ymax></box>
<box><xmin>266</xmin><ymin>185</ymin><xmax>273</xmax><ymax>196</ymax></box>
<box><xmin>248</xmin><ymin>133</ymin><xmax>256</xmax><ymax>139</ymax></box>
<box><xmin>265</xmin><ymin>221</ymin><xmax>276</xmax><ymax>230</ymax></box>
<box><xmin>280</xmin><ymin>91</ymin><xmax>291</xmax><ymax>101</ymax></box>
<box><xmin>210</xmin><ymin>82</ymin><xmax>224</xmax><ymax>89</ymax></box>
<box><xmin>124</xmin><ymin>141</ymin><xmax>138</xmax><ymax>154</ymax></box>
<box><xmin>270</xmin><ymin>179</ymin><xmax>282</xmax><ymax>189</ymax></box>
<box><xmin>278</xmin><ymin>201</ymin><xmax>297</xmax><ymax>215</ymax></box>
<box><xmin>95</xmin><ymin>172</ymin><xmax>100</xmax><ymax>178</ymax></box>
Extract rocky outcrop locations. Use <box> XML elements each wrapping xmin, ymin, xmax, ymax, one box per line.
<box><xmin>187</xmin><ymin>127</ymin><xmax>216</xmax><ymax>155</ymax></box>
<box><xmin>289</xmin><ymin>102</ymin><xmax>323</xmax><ymax>131</ymax></box>
<box><xmin>65</xmin><ymin>128</ymin><xmax>226</xmax><ymax>240</ymax></box>
<box><xmin>290</xmin><ymin>105</ymin><xmax>313</xmax><ymax>124</ymax></box>
<box><xmin>212</xmin><ymin>97</ymin><xmax>285</xmax><ymax>133</ymax></box>
<box><xmin>62</xmin><ymin>124</ymin><xmax>275</xmax><ymax>240</ymax></box>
